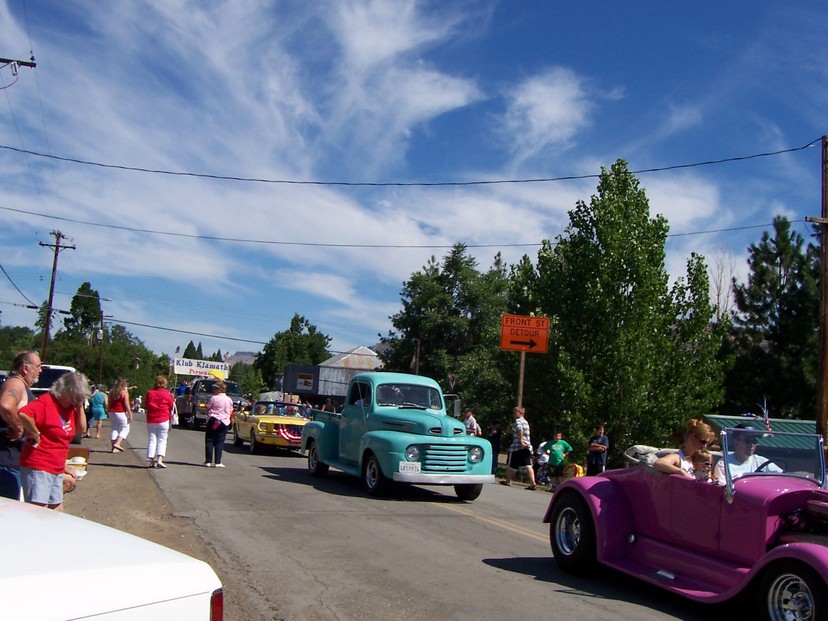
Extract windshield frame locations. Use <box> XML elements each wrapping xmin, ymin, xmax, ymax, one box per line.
<box><xmin>720</xmin><ymin>426</ymin><xmax>826</xmax><ymax>500</ymax></box>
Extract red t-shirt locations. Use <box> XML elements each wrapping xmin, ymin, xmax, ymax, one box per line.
<box><xmin>145</xmin><ymin>389</ymin><xmax>174</xmax><ymax>424</ymax></box>
<box><xmin>108</xmin><ymin>391</ymin><xmax>129</xmax><ymax>413</ymax></box>
<box><xmin>19</xmin><ymin>393</ymin><xmax>77</xmax><ymax>475</ymax></box>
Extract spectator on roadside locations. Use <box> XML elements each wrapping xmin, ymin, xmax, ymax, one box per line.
<box><xmin>545</xmin><ymin>431</ymin><xmax>573</xmax><ymax>488</ymax></box>
<box><xmin>145</xmin><ymin>376</ymin><xmax>175</xmax><ymax>468</ymax></box>
<box><xmin>500</xmin><ymin>406</ymin><xmax>537</xmax><ymax>490</ymax></box>
<box><xmin>204</xmin><ymin>381</ymin><xmax>233</xmax><ymax>468</ymax></box>
<box><xmin>85</xmin><ymin>384</ymin><xmax>108</xmax><ymax>440</ymax></box>
<box><xmin>18</xmin><ymin>371</ymin><xmax>91</xmax><ymax>511</ymax></box>
<box><xmin>0</xmin><ymin>351</ymin><xmax>42</xmax><ymax>500</ymax></box>
<box><xmin>586</xmin><ymin>423</ymin><xmax>609</xmax><ymax>476</ymax></box>
<box><xmin>108</xmin><ymin>378</ymin><xmax>131</xmax><ymax>453</ymax></box>
<box><xmin>488</xmin><ymin>423</ymin><xmax>501</xmax><ymax>475</ymax></box>
<box><xmin>654</xmin><ymin>418</ymin><xmax>714</xmax><ymax>478</ymax></box>
<box><xmin>320</xmin><ymin>397</ymin><xmax>334</xmax><ymax>412</ymax></box>
<box><xmin>463</xmin><ymin>407</ymin><xmax>481</xmax><ymax>436</ymax></box>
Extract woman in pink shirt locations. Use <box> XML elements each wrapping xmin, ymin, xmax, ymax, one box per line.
<box><xmin>145</xmin><ymin>375</ymin><xmax>175</xmax><ymax>468</ymax></box>
<box><xmin>203</xmin><ymin>380</ymin><xmax>233</xmax><ymax>468</ymax></box>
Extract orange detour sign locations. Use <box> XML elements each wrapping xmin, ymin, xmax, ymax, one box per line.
<box><xmin>499</xmin><ymin>314</ymin><xmax>549</xmax><ymax>354</ymax></box>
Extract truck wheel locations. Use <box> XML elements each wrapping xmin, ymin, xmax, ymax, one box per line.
<box><xmin>549</xmin><ymin>491</ymin><xmax>597</xmax><ymax>574</ymax></box>
<box><xmin>307</xmin><ymin>441</ymin><xmax>329</xmax><ymax>477</ymax></box>
<box><xmin>363</xmin><ymin>453</ymin><xmax>390</xmax><ymax>496</ymax></box>
<box><xmin>249</xmin><ymin>433</ymin><xmax>258</xmax><ymax>454</ymax></box>
<box><xmin>454</xmin><ymin>484</ymin><xmax>483</xmax><ymax>501</ymax></box>
<box><xmin>760</xmin><ymin>561</ymin><xmax>824</xmax><ymax>621</ymax></box>
<box><xmin>232</xmin><ymin>425</ymin><xmax>243</xmax><ymax>447</ymax></box>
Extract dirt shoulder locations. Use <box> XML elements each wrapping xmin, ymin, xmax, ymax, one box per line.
<box><xmin>64</xmin><ymin>434</ymin><xmax>262</xmax><ymax>620</ymax></box>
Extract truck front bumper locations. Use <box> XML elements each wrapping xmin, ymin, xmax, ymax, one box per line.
<box><xmin>392</xmin><ymin>473</ymin><xmax>495</xmax><ymax>485</ymax></box>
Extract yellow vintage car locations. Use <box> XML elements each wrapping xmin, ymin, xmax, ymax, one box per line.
<box><xmin>232</xmin><ymin>400</ymin><xmax>310</xmax><ymax>454</ymax></box>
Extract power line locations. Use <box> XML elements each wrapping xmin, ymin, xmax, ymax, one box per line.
<box><xmin>0</xmin><ymin>203</ymin><xmax>791</xmax><ymax>249</ymax></box>
<box><xmin>0</xmin><ymin>138</ymin><xmax>820</xmax><ymax>187</ymax></box>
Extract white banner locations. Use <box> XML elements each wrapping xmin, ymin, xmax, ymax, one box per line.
<box><xmin>173</xmin><ymin>357</ymin><xmax>231</xmax><ymax>377</ymax></box>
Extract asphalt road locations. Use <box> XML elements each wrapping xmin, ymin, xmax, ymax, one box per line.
<box><xmin>125</xmin><ymin>419</ymin><xmax>736</xmax><ymax>621</ymax></box>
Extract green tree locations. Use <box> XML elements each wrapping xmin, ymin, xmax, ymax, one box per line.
<box><xmin>0</xmin><ymin>326</ymin><xmax>38</xmax><ymax>369</ymax></box>
<box><xmin>726</xmin><ymin>216</ymin><xmax>819</xmax><ymax>418</ymax></box>
<box><xmin>229</xmin><ymin>362</ymin><xmax>267</xmax><ymax>397</ymax></box>
<box><xmin>183</xmin><ymin>341</ymin><xmax>199</xmax><ymax>359</ymax></box>
<box><xmin>255</xmin><ymin>314</ymin><xmax>331</xmax><ymax>388</ymax></box>
<box><xmin>381</xmin><ymin>245</ymin><xmax>513</xmax><ymax>425</ymax></box>
<box><xmin>63</xmin><ymin>282</ymin><xmax>103</xmax><ymax>339</ymax></box>
<box><xmin>515</xmin><ymin>161</ymin><xmax>726</xmax><ymax>458</ymax></box>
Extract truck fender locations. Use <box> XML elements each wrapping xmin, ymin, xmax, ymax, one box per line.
<box><xmin>358</xmin><ymin>431</ymin><xmax>402</xmax><ymax>476</ymax></box>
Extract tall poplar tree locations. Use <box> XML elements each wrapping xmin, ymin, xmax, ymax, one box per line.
<box><xmin>514</xmin><ymin>161</ymin><xmax>726</xmax><ymax>456</ymax></box>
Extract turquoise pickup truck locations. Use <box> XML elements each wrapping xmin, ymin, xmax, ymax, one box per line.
<box><xmin>300</xmin><ymin>372</ymin><xmax>494</xmax><ymax>501</ymax></box>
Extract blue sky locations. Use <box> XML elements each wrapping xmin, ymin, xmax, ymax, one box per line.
<box><xmin>0</xmin><ymin>1</ymin><xmax>825</xmax><ymax>360</ymax></box>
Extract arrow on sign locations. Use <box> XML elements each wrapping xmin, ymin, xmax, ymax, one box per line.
<box><xmin>510</xmin><ymin>339</ymin><xmax>537</xmax><ymax>348</ymax></box>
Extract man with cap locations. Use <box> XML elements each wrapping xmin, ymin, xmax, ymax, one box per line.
<box><xmin>463</xmin><ymin>407</ymin><xmax>481</xmax><ymax>436</ymax></box>
<box><xmin>714</xmin><ymin>422</ymin><xmax>782</xmax><ymax>484</ymax></box>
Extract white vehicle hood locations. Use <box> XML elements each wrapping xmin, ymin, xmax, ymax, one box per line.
<box><xmin>0</xmin><ymin>498</ymin><xmax>221</xmax><ymax>620</ymax></box>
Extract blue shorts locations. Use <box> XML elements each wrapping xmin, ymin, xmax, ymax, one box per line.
<box><xmin>20</xmin><ymin>467</ymin><xmax>64</xmax><ymax>506</ymax></box>
<box><xmin>0</xmin><ymin>465</ymin><xmax>21</xmax><ymax>500</ymax></box>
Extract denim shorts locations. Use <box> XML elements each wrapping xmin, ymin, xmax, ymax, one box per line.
<box><xmin>20</xmin><ymin>467</ymin><xmax>64</xmax><ymax>505</ymax></box>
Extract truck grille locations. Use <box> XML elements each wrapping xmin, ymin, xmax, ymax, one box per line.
<box><xmin>421</xmin><ymin>445</ymin><xmax>469</xmax><ymax>472</ymax></box>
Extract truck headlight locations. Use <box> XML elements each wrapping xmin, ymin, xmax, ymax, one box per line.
<box><xmin>469</xmin><ymin>447</ymin><xmax>483</xmax><ymax>463</ymax></box>
<box><xmin>405</xmin><ymin>446</ymin><xmax>420</xmax><ymax>461</ymax></box>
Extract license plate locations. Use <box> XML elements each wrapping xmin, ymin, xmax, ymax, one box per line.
<box><xmin>399</xmin><ymin>462</ymin><xmax>421</xmax><ymax>474</ymax></box>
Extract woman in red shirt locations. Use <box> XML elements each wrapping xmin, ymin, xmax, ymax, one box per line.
<box><xmin>108</xmin><ymin>378</ymin><xmax>131</xmax><ymax>453</ymax></box>
<box><xmin>18</xmin><ymin>371</ymin><xmax>91</xmax><ymax>510</ymax></box>
<box><xmin>145</xmin><ymin>376</ymin><xmax>174</xmax><ymax>468</ymax></box>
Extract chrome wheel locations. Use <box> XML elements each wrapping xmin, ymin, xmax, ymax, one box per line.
<box><xmin>764</xmin><ymin>565</ymin><xmax>819</xmax><ymax>621</ymax></box>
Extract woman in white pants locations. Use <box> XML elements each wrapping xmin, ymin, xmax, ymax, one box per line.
<box><xmin>107</xmin><ymin>378</ymin><xmax>131</xmax><ymax>453</ymax></box>
<box><xmin>144</xmin><ymin>375</ymin><xmax>174</xmax><ymax>468</ymax></box>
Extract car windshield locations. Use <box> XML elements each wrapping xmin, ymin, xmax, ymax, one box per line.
<box><xmin>253</xmin><ymin>402</ymin><xmax>306</xmax><ymax>417</ymax></box>
<box><xmin>201</xmin><ymin>380</ymin><xmax>242</xmax><ymax>397</ymax></box>
<box><xmin>31</xmin><ymin>367</ymin><xmax>74</xmax><ymax>393</ymax></box>
<box><xmin>719</xmin><ymin>427</ymin><xmax>825</xmax><ymax>488</ymax></box>
<box><xmin>375</xmin><ymin>383</ymin><xmax>443</xmax><ymax>410</ymax></box>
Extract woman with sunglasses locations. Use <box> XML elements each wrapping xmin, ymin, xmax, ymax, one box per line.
<box><xmin>653</xmin><ymin>418</ymin><xmax>715</xmax><ymax>477</ymax></box>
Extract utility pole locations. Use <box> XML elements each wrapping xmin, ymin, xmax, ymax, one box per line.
<box><xmin>805</xmin><ymin>135</ymin><xmax>828</xmax><ymax>446</ymax></box>
<box><xmin>39</xmin><ymin>230</ymin><xmax>75</xmax><ymax>361</ymax></box>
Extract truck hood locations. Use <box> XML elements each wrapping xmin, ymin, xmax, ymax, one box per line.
<box><xmin>369</xmin><ymin>408</ymin><xmax>466</xmax><ymax>437</ymax></box>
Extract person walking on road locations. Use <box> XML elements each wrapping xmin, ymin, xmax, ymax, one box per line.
<box><xmin>487</xmin><ymin>423</ymin><xmax>501</xmax><ymax>475</ymax></box>
<box><xmin>204</xmin><ymin>381</ymin><xmax>233</xmax><ymax>468</ymax></box>
<box><xmin>86</xmin><ymin>385</ymin><xmax>108</xmax><ymax>439</ymax></box>
<box><xmin>108</xmin><ymin>378</ymin><xmax>131</xmax><ymax>453</ymax></box>
<box><xmin>500</xmin><ymin>406</ymin><xmax>537</xmax><ymax>490</ymax></box>
<box><xmin>0</xmin><ymin>351</ymin><xmax>41</xmax><ymax>500</ymax></box>
<box><xmin>145</xmin><ymin>376</ymin><xmax>175</xmax><ymax>468</ymax></box>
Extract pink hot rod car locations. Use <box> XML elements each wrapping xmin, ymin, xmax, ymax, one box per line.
<box><xmin>544</xmin><ymin>426</ymin><xmax>827</xmax><ymax>621</ymax></box>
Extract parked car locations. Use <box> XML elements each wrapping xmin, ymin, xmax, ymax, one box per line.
<box><xmin>544</xmin><ymin>426</ymin><xmax>828</xmax><ymax>620</ymax></box>
<box><xmin>232</xmin><ymin>400</ymin><xmax>309</xmax><ymax>453</ymax></box>
<box><xmin>30</xmin><ymin>364</ymin><xmax>76</xmax><ymax>397</ymax></box>
<box><xmin>0</xmin><ymin>497</ymin><xmax>223</xmax><ymax>620</ymax></box>
<box><xmin>189</xmin><ymin>378</ymin><xmax>245</xmax><ymax>428</ymax></box>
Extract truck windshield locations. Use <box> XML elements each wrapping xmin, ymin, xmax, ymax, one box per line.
<box><xmin>376</xmin><ymin>383</ymin><xmax>443</xmax><ymax>410</ymax></box>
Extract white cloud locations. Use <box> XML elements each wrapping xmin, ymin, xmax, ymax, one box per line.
<box><xmin>502</xmin><ymin>67</ymin><xmax>593</xmax><ymax>165</ymax></box>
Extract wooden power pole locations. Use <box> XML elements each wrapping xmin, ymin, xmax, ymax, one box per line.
<box><xmin>805</xmin><ymin>135</ymin><xmax>828</xmax><ymax>445</ymax></box>
<box><xmin>39</xmin><ymin>230</ymin><xmax>75</xmax><ymax>361</ymax></box>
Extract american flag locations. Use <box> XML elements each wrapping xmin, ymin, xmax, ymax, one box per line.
<box><xmin>756</xmin><ymin>397</ymin><xmax>772</xmax><ymax>432</ymax></box>
<box><xmin>174</xmin><ymin>346</ymin><xmax>180</xmax><ymax>354</ymax></box>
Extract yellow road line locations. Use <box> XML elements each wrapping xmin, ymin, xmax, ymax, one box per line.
<box><xmin>438</xmin><ymin>502</ymin><xmax>549</xmax><ymax>544</ymax></box>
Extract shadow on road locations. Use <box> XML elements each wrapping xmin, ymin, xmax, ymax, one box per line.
<box><xmin>483</xmin><ymin>556</ymin><xmax>737</xmax><ymax>620</ymax></box>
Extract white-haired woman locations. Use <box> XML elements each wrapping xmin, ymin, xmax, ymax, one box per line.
<box><xmin>18</xmin><ymin>371</ymin><xmax>91</xmax><ymax>510</ymax></box>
